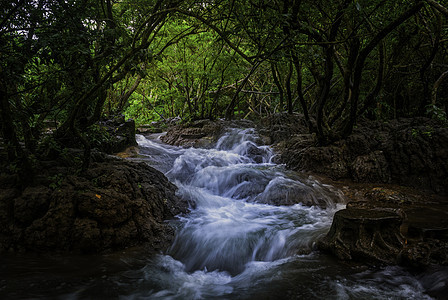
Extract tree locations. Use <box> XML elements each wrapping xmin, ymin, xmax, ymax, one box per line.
<box><xmin>0</xmin><ymin>0</ymin><xmax>186</xmax><ymax>180</ymax></box>
<box><xmin>2</xmin><ymin>0</ymin><xmax>447</xmax><ymax>185</ymax></box>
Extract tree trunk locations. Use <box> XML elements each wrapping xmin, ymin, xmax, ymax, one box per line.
<box><xmin>271</xmin><ymin>62</ymin><xmax>284</xmax><ymax>110</ymax></box>
<box><xmin>358</xmin><ymin>41</ymin><xmax>385</xmax><ymax>117</ymax></box>
<box><xmin>329</xmin><ymin>37</ymin><xmax>359</xmax><ymax>126</ymax></box>
<box><xmin>225</xmin><ymin>61</ymin><xmax>260</xmax><ymax>120</ymax></box>
<box><xmin>316</xmin><ymin>45</ymin><xmax>334</xmax><ymax>144</ymax></box>
<box><xmin>0</xmin><ymin>83</ymin><xmax>33</xmax><ymax>186</ymax></box>
<box><xmin>432</xmin><ymin>70</ymin><xmax>448</xmax><ymax>106</ymax></box>
<box><xmin>118</xmin><ymin>74</ymin><xmax>143</xmax><ymax>112</ymax></box>
<box><xmin>292</xmin><ymin>55</ymin><xmax>312</xmax><ymax>132</ymax></box>
<box><xmin>418</xmin><ymin>10</ymin><xmax>442</xmax><ymax>114</ymax></box>
<box><xmin>285</xmin><ymin>60</ymin><xmax>293</xmax><ymax>114</ymax></box>
<box><xmin>342</xmin><ymin>2</ymin><xmax>424</xmax><ymax>137</ymax></box>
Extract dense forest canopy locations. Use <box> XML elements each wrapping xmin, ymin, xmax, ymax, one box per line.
<box><xmin>1</xmin><ymin>0</ymin><xmax>448</xmax><ymax>182</ymax></box>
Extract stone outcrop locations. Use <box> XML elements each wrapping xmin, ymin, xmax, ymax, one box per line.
<box><xmin>97</xmin><ymin>115</ymin><xmax>137</xmax><ymax>154</ymax></box>
<box><xmin>0</xmin><ymin>152</ymin><xmax>188</xmax><ymax>254</ymax></box>
<box><xmin>161</xmin><ymin>119</ymin><xmax>225</xmax><ymax>148</ymax></box>
<box><xmin>272</xmin><ymin>115</ymin><xmax>448</xmax><ymax>195</ymax></box>
<box><xmin>318</xmin><ymin>207</ymin><xmax>405</xmax><ymax>264</ymax></box>
<box><xmin>257</xmin><ymin>112</ymin><xmax>311</xmax><ymax>145</ymax></box>
<box><xmin>257</xmin><ymin>113</ymin><xmax>448</xmax><ymax>265</ymax></box>
<box><xmin>318</xmin><ymin>187</ymin><xmax>448</xmax><ymax>267</ymax></box>
<box><xmin>161</xmin><ymin>119</ymin><xmax>256</xmax><ymax>148</ymax></box>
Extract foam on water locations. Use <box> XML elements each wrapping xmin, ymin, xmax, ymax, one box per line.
<box><xmin>0</xmin><ymin>128</ymin><xmax>440</xmax><ymax>299</ymax></box>
<box><xmin>127</xmin><ymin>128</ymin><xmax>436</xmax><ymax>299</ymax></box>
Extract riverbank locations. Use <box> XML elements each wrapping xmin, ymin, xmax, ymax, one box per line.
<box><xmin>159</xmin><ymin>116</ymin><xmax>448</xmax><ymax>268</ymax></box>
<box><xmin>261</xmin><ymin>113</ymin><xmax>448</xmax><ymax>268</ymax></box>
<box><xmin>2</xmin><ymin>114</ymin><xmax>447</xmax><ymax>267</ymax></box>
<box><xmin>0</xmin><ymin>116</ymin><xmax>188</xmax><ymax>254</ymax></box>
<box><xmin>1</xmin><ymin>118</ymin><xmax>447</xmax><ymax>299</ymax></box>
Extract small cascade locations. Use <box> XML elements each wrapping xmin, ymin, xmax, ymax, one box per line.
<box><xmin>1</xmin><ymin>126</ymin><xmax>438</xmax><ymax>300</ymax></box>
<box><xmin>122</xmin><ymin>127</ymin><xmax>433</xmax><ymax>299</ymax></box>
<box><xmin>138</xmin><ymin>128</ymin><xmax>345</xmax><ymax>278</ymax></box>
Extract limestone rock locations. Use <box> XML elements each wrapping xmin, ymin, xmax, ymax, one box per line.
<box><xmin>0</xmin><ymin>157</ymin><xmax>188</xmax><ymax>254</ymax></box>
<box><xmin>351</xmin><ymin>150</ymin><xmax>390</xmax><ymax>183</ymax></box>
<box><xmin>275</xmin><ymin>115</ymin><xmax>448</xmax><ymax>194</ymax></box>
<box><xmin>161</xmin><ymin>120</ymin><xmax>226</xmax><ymax>148</ymax></box>
<box><xmin>318</xmin><ymin>207</ymin><xmax>405</xmax><ymax>264</ymax></box>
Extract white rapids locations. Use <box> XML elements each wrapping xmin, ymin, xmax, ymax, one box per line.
<box><xmin>0</xmin><ymin>127</ymin><xmax>441</xmax><ymax>300</ymax></box>
<box><xmin>128</xmin><ymin>127</ymin><xmax>435</xmax><ymax>300</ymax></box>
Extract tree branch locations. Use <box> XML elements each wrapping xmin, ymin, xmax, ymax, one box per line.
<box><xmin>173</xmin><ymin>8</ymin><xmax>253</xmax><ymax>64</ymax></box>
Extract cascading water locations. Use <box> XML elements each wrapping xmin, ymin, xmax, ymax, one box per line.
<box><xmin>129</xmin><ymin>128</ymin><xmax>435</xmax><ymax>299</ymax></box>
<box><xmin>1</xmin><ymin>127</ymin><xmax>442</xmax><ymax>299</ymax></box>
<box><xmin>161</xmin><ymin>129</ymin><xmax>342</xmax><ymax>276</ymax></box>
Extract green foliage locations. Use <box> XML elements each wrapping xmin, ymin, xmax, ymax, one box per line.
<box><xmin>411</xmin><ymin>126</ymin><xmax>434</xmax><ymax>139</ymax></box>
<box><xmin>48</xmin><ymin>174</ymin><xmax>64</xmax><ymax>190</ymax></box>
<box><xmin>426</xmin><ymin>105</ymin><xmax>448</xmax><ymax>125</ymax></box>
<box><xmin>124</xmin><ymin>93</ymin><xmax>166</xmax><ymax>125</ymax></box>
<box><xmin>1</xmin><ymin>0</ymin><xmax>193</xmax><ymax>175</ymax></box>
<box><xmin>86</xmin><ymin>124</ymin><xmax>114</xmax><ymax>148</ymax></box>
<box><xmin>37</xmin><ymin>135</ymin><xmax>63</xmax><ymax>158</ymax></box>
<box><xmin>2</xmin><ymin>0</ymin><xmax>448</xmax><ymax>176</ymax></box>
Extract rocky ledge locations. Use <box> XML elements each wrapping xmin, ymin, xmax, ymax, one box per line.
<box><xmin>318</xmin><ymin>185</ymin><xmax>448</xmax><ymax>267</ymax></box>
<box><xmin>160</xmin><ymin>116</ymin><xmax>448</xmax><ymax>267</ymax></box>
<box><xmin>264</xmin><ymin>114</ymin><xmax>448</xmax><ymax>195</ymax></box>
<box><xmin>0</xmin><ymin>152</ymin><xmax>188</xmax><ymax>254</ymax></box>
<box><xmin>160</xmin><ymin>119</ymin><xmax>258</xmax><ymax>148</ymax></box>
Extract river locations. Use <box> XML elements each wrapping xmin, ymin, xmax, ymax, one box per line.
<box><xmin>1</xmin><ymin>127</ymin><xmax>444</xmax><ymax>299</ymax></box>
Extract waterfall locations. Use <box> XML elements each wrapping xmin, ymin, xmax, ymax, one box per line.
<box><xmin>137</xmin><ymin>127</ymin><xmax>346</xmax><ymax>297</ymax></box>
<box><xmin>1</xmin><ymin>127</ymin><xmax>437</xmax><ymax>300</ymax></box>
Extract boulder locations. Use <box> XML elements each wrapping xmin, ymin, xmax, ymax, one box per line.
<box><xmin>276</xmin><ymin>116</ymin><xmax>448</xmax><ymax>195</ymax></box>
<box><xmin>351</xmin><ymin>150</ymin><xmax>390</xmax><ymax>183</ymax></box>
<box><xmin>98</xmin><ymin>115</ymin><xmax>137</xmax><ymax>153</ymax></box>
<box><xmin>258</xmin><ymin>112</ymin><xmax>311</xmax><ymax>144</ymax></box>
<box><xmin>161</xmin><ymin>120</ymin><xmax>224</xmax><ymax>148</ymax></box>
<box><xmin>161</xmin><ymin>119</ymin><xmax>255</xmax><ymax>148</ymax></box>
<box><xmin>0</xmin><ymin>154</ymin><xmax>188</xmax><ymax>254</ymax></box>
<box><xmin>318</xmin><ymin>207</ymin><xmax>405</xmax><ymax>264</ymax></box>
<box><xmin>318</xmin><ymin>186</ymin><xmax>448</xmax><ymax>266</ymax></box>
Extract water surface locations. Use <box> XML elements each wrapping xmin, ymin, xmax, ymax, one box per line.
<box><xmin>1</xmin><ymin>128</ymin><xmax>444</xmax><ymax>299</ymax></box>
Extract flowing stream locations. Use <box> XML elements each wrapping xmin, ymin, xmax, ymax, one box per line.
<box><xmin>1</xmin><ymin>127</ymin><xmax>444</xmax><ymax>299</ymax></box>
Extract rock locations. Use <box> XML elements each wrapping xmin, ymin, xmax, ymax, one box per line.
<box><xmin>13</xmin><ymin>186</ymin><xmax>52</xmax><ymax>226</ymax></box>
<box><xmin>400</xmin><ymin>240</ymin><xmax>448</xmax><ymax>268</ymax></box>
<box><xmin>254</xmin><ymin>178</ymin><xmax>316</xmax><ymax>206</ymax></box>
<box><xmin>115</xmin><ymin>146</ymin><xmax>139</xmax><ymax>159</ymax></box>
<box><xmin>0</xmin><ymin>156</ymin><xmax>188</xmax><ymax>254</ymax></box>
<box><xmin>253</xmin><ymin>176</ymin><xmax>344</xmax><ymax>208</ymax></box>
<box><xmin>282</xmin><ymin>142</ymin><xmax>350</xmax><ymax>180</ymax></box>
<box><xmin>73</xmin><ymin>218</ymin><xmax>102</xmax><ymax>252</ymax></box>
<box><xmin>161</xmin><ymin>119</ymin><xmax>226</xmax><ymax>148</ymax></box>
<box><xmin>161</xmin><ymin>119</ymin><xmax>257</xmax><ymax>148</ymax></box>
<box><xmin>398</xmin><ymin>205</ymin><xmax>448</xmax><ymax>268</ymax></box>
<box><xmin>258</xmin><ymin>112</ymin><xmax>311</xmax><ymax>144</ymax></box>
<box><xmin>351</xmin><ymin>150</ymin><xmax>390</xmax><ymax>183</ymax></box>
<box><xmin>381</xmin><ymin>122</ymin><xmax>448</xmax><ymax>194</ymax></box>
<box><xmin>98</xmin><ymin>115</ymin><xmax>137</xmax><ymax>153</ymax></box>
<box><xmin>276</xmin><ymin>116</ymin><xmax>448</xmax><ymax>195</ymax></box>
<box><xmin>318</xmin><ymin>207</ymin><xmax>405</xmax><ymax>264</ymax></box>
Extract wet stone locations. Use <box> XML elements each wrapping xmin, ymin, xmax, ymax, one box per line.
<box><xmin>318</xmin><ymin>207</ymin><xmax>405</xmax><ymax>264</ymax></box>
<box><xmin>0</xmin><ymin>158</ymin><xmax>188</xmax><ymax>254</ymax></box>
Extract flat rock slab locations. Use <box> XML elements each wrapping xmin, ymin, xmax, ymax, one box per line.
<box><xmin>336</xmin><ymin>208</ymin><xmax>402</xmax><ymax>220</ymax></box>
<box><xmin>318</xmin><ymin>207</ymin><xmax>405</xmax><ymax>264</ymax></box>
<box><xmin>404</xmin><ymin>206</ymin><xmax>448</xmax><ymax>241</ymax></box>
